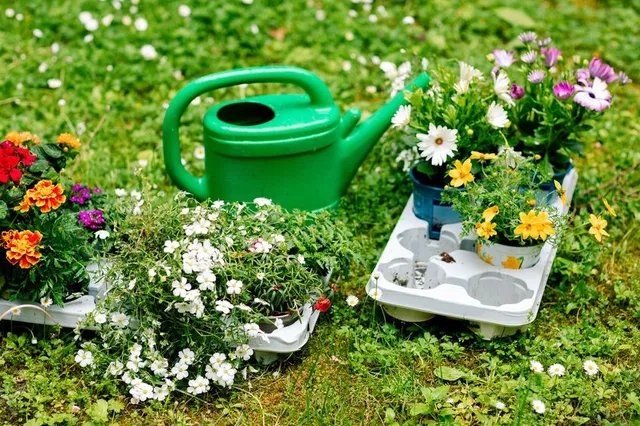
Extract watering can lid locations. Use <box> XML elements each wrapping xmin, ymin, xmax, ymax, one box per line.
<box><xmin>203</xmin><ymin>94</ymin><xmax>342</xmax><ymax>156</ymax></box>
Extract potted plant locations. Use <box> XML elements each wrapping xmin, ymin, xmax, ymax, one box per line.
<box><xmin>76</xmin><ymin>188</ymin><xmax>358</xmax><ymax>402</ymax></box>
<box><xmin>489</xmin><ymin>32</ymin><xmax>631</xmax><ymax>180</ymax></box>
<box><xmin>442</xmin><ymin>152</ymin><xmax>567</xmax><ymax>269</ymax></box>
<box><xmin>0</xmin><ymin>131</ymin><xmax>114</xmax><ymax>308</ymax></box>
<box><xmin>388</xmin><ymin>61</ymin><xmax>509</xmax><ymax>238</ymax></box>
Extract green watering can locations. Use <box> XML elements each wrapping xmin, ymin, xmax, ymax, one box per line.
<box><xmin>163</xmin><ymin>66</ymin><xmax>430</xmax><ymax>211</ymax></box>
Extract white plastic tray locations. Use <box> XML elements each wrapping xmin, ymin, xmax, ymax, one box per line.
<box><xmin>366</xmin><ymin>168</ymin><xmax>578</xmax><ymax>339</ymax></box>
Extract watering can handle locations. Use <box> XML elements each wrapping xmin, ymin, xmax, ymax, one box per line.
<box><xmin>162</xmin><ymin>66</ymin><xmax>335</xmax><ymax>199</ymax></box>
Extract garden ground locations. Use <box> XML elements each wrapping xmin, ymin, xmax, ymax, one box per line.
<box><xmin>1</xmin><ymin>0</ymin><xmax>640</xmax><ymax>424</ymax></box>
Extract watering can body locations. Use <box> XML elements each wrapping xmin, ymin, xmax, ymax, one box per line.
<box><xmin>163</xmin><ymin>66</ymin><xmax>430</xmax><ymax>211</ymax></box>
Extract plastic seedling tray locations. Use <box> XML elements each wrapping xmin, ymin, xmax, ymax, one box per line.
<box><xmin>366</xmin><ymin>168</ymin><xmax>578</xmax><ymax>339</ymax></box>
<box><xmin>0</xmin><ymin>263</ymin><xmax>108</xmax><ymax>329</ymax></box>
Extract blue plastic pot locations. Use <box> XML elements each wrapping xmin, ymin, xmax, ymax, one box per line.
<box><xmin>537</xmin><ymin>162</ymin><xmax>574</xmax><ymax>204</ymax></box>
<box><xmin>409</xmin><ymin>167</ymin><xmax>461</xmax><ymax>240</ymax></box>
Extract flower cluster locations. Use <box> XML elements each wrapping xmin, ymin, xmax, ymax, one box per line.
<box><xmin>70</xmin><ymin>184</ymin><xmax>102</xmax><ymax>205</ymax></box>
<box><xmin>386</xmin><ymin>60</ymin><xmax>509</xmax><ymax>185</ymax></box>
<box><xmin>0</xmin><ymin>130</ymin><xmax>114</xmax><ymax>304</ymax></box>
<box><xmin>78</xmin><ymin>209</ymin><xmax>106</xmax><ymax>230</ymax></box>
<box><xmin>491</xmin><ymin>32</ymin><xmax>630</xmax><ymax>173</ymax></box>
<box><xmin>0</xmin><ymin>140</ymin><xmax>36</xmax><ymax>185</ymax></box>
<box><xmin>78</xmin><ymin>192</ymin><xmax>357</xmax><ymax>402</ymax></box>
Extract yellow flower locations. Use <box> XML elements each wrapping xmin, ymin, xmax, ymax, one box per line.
<box><xmin>470</xmin><ymin>152</ymin><xmax>498</xmax><ymax>161</ymax></box>
<box><xmin>534</xmin><ymin>211</ymin><xmax>555</xmax><ymax>241</ymax></box>
<box><xmin>602</xmin><ymin>198</ymin><xmax>616</xmax><ymax>217</ymax></box>
<box><xmin>534</xmin><ymin>154</ymin><xmax>541</xmax><ymax>160</ymax></box>
<box><xmin>526</xmin><ymin>199</ymin><xmax>536</xmax><ymax>206</ymax></box>
<box><xmin>588</xmin><ymin>214</ymin><xmax>609</xmax><ymax>242</ymax></box>
<box><xmin>475</xmin><ymin>221</ymin><xmax>497</xmax><ymax>240</ymax></box>
<box><xmin>482</xmin><ymin>206</ymin><xmax>499</xmax><ymax>222</ymax></box>
<box><xmin>554</xmin><ymin>180</ymin><xmax>567</xmax><ymax>205</ymax></box>
<box><xmin>501</xmin><ymin>256</ymin><xmax>523</xmax><ymax>269</ymax></box>
<box><xmin>449</xmin><ymin>159</ymin><xmax>474</xmax><ymax>187</ymax></box>
<box><xmin>514</xmin><ymin>210</ymin><xmax>555</xmax><ymax>241</ymax></box>
<box><xmin>57</xmin><ymin>133</ymin><xmax>82</xmax><ymax>149</ymax></box>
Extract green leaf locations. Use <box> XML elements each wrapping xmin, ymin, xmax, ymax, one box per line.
<box><xmin>494</xmin><ymin>8</ymin><xmax>536</xmax><ymax>28</ymax></box>
<box><xmin>0</xmin><ymin>201</ymin><xmax>7</xmax><ymax>220</ymax></box>
<box><xmin>40</xmin><ymin>143</ymin><xmax>63</xmax><ymax>159</ymax></box>
<box><xmin>409</xmin><ymin>403</ymin><xmax>433</xmax><ymax>416</ymax></box>
<box><xmin>88</xmin><ymin>399</ymin><xmax>109</xmax><ymax>422</ymax></box>
<box><xmin>29</xmin><ymin>160</ymin><xmax>50</xmax><ymax>173</ymax></box>
<box><xmin>434</xmin><ymin>366</ymin><xmax>466</xmax><ymax>381</ymax></box>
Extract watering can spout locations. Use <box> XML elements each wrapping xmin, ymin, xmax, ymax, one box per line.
<box><xmin>339</xmin><ymin>73</ymin><xmax>430</xmax><ymax>193</ymax></box>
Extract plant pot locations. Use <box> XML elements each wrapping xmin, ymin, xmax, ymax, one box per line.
<box><xmin>476</xmin><ymin>242</ymin><xmax>543</xmax><ymax>269</ymax></box>
<box><xmin>258</xmin><ymin>310</ymin><xmax>301</xmax><ymax>333</ymax></box>
<box><xmin>537</xmin><ymin>162</ymin><xmax>574</xmax><ymax>204</ymax></box>
<box><xmin>409</xmin><ymin>167</ymin><xmax>461</xmax><ymax>240</ymax></box>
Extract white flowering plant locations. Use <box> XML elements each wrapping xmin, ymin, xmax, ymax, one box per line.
<box><xmin>76</xmin><ymin>188</ymin><xmax>357</xmax><ymax>402</ymax></box>
<box><xmin>389</xmin><ymin>60</ymin><xmax>509</xmax><ymax>186</ymax></box>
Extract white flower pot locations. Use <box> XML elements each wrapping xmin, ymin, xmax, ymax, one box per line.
<box><xmin>476</xmin><ymin>241</ymin><xmax>542</xmax><ymax>269</ymax></box>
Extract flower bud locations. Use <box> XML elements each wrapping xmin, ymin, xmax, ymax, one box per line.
<box><xmin>467</xmin><ymin>128</ymin><xmax>474</xmax><ymax>136</ymax></box>
<box><xmin>486</xmin><ymin>53</ymin><xmax>495</xmax><ymax>61</ymax></box>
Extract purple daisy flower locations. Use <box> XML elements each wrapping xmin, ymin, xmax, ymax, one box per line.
<box><xmin>574</xmin><ymin>78</ymin><xmax>612</xmax><ymax>112</ymax></box>
<box><xmin>541</xmin><ymin>47</ymin><xmax>561</xmax><ymax>67</ymax></box>
<box><xmin>536</xmin><ymin>37</ymin><xmax>552</xmax><ymax>47</ymax></box>
<box><xmin>528</xmin><ymin>69</ymin><xmax>546</xmax><ymax>83</ymax></box>
<box><xmin>576</xmin><ymin>68</ymin><xmax>591</xmax><ymax>85</ymax></box>
<box><xmin>553</xmin><ymin>81</ymin><xmax>575</xmax><ymax>100</ymax></box>
<box><xmin>521</xmin><ymin>50</ymin><xmax>537</xmax><ymax>64</ymax></box>
<box><xmin>510</xmin><ymin>83</ymin><xmax>525</xmax><ymax>100</ymax></box>
<box><xmin>617</xmin><ymin>71</ymin><xmax>632</xmax><ymax>85</ymax></box>
<box><xmin>492</xmin><ymin>49</ymin><xmax>517</xmax><ymax>68</ymax></box>
<box><xmin>518</xmin><ymin>32</ymin><xmax>537</xmax><ymax>43</ymax></box>
<box><xmin>72</xmin><ymin>184</ymin><xmax>84</xmax><ymax>192</ymax></box>
<box><xmin>588</xmin><ymin>58</ymin><xmax>617</xmax><ymax>83</ymax></box>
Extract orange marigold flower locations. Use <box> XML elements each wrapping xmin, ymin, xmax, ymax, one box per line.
<box><xmin>57</xmin><ymin>133</ymin><xmax>82</xmax><ymax>149</ymax></box>
<box><xmin>19</xmin><ymin>180</ymin><xmax>66</xmax><ymax>213</ymax></box>
<box><xmin>4</xmin><ymin>131</ymin><xmax>41</xmax><ymax>146</ymax></box>
<box><xmin>4</xmin><ymin>230</ymin><xmax>43</xmax><ymax>269</ymax></box>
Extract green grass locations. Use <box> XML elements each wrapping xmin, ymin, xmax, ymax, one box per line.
<box><xmin>1</xmin><ymin>0</ymin><xmax>640</xmax><ymax>424</ymax></box>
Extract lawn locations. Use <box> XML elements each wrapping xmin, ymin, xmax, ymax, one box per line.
<box><xmin>1</xmin><ymin>0</ymin><xmax>640</xmax><ymax>424</ymax></box>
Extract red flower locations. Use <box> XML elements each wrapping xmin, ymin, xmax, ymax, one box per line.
<box><xmin>0</xmin><ymin>141</ymin><xmax>36</xmax><ymax>185</ymax></box>
<box><xmin>314</xmin><ymin>296</ymin><xmax>331</xmax><ymax>312</ymax></box>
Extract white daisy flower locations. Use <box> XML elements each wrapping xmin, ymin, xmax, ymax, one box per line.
<box><xmin>94</xmin><ymin>313</ymin><xmax>107</xmax><ymax>324</ymax></box>
<box><xmin>454</xmin><ymin>79</ymin><xmax>470</xmax><ymax>94</ymax></box>
<box><xmin>253</xmin><ymin>197</ymin><xmax>272</xmax><ymax>207</ymax></box>
<box><xmin>532</xmin><ymin>399</ymin><xmax>545</xmax><ymax>414</ymax></box>
<box><xmin>368</xmin><ymin>288</ymin><xmax>383</xmax><ymax>300</ymax></box>
<box><xmin>402</xmin><ymin>16</ymin><xmax>415</xmax><ymax>25</ymax></box>
<box><xmin>134</xmin><ymin>17</ymin><xmax>148</xmax><ymax>31</ymax></box>
<box><xmin>416</xmin><ymin>124</ymin><xmax>458</xmax><ymax>166</ymax></box>
<box><xmin>164</xmin><ymin>240</ymin><xmax>180</xmax><ymax>254</ymax></box>
<box><xmin>459</xmin><ymin>62</ymin><xmax>484</xmax><ymax>82</ymax></box>
<box><xmin>178</xmin><ymin>5</ymin><xmax>191</xmax><ymax>17</ymax></box>
<box><xmin>47</xmin><ymin>79</ymin><xmax>62</xmax><ymax>89</ymax></box>
<box><xmin>493</xmin><ymin>71</ymin><xmax>515</xmax><ymax>106</ymax></box>
<box><xmin>194</xmin><ymin>146</ymin><xmax>205</xmax><ymax>160</ymax></box>
<box><xmin>140</xmin><ymin>44</ymin><xmax>158</xmax><ymax>60</ymax></box>
<box><xmin>486</xmin><ymin>102</ymin><xmax>509</xmax><ymax>128</ymax></box>
<box><xmin>243</xmin><ymin>323</ymin><xmax>261</xmax><ymax>337</ymax></box>
<box><xmin>391</xmin><ymin>105</ymin><xmax>411</xmax><ymax>129</ymax></box>
<box><xmin>95</xmin><ymin>230</ymin><xmax>110</xmax><ymax>240</ymax></box>
<box><xmin>234</xmin><ymin>344</ymin><xmax>254</xmax><ymax>361</ymax></box>
<box><xmin>547</xmin><ymin>363</ymin><xmax>565</xmax><ymax>377</ymax></box>
<box><xmin>10</xmin><ymin>307</ymin><xmax>21</xmax><ymax>316</ymax></box>
<box><xmin>583</xmin><ymin>360</ymin><xmax>599</xmax><ymax>376</ymax></box>
<box><xmin>40</xmin><ymin>297</ymin><xmax>53</xmax><ymax>307</ymax></box>
<box><xmin>111</xmin><ymin>313</ymin><xmax>129</xmax><ymax>328</ymax></box>
<box><xmin>115</xmin><ymin>188</ymin><xmax>127</xmax><ymax>197</ymax></box>
<box><xmin>346</xmin><ymin>295</ymin><xmax>359</xmax><ymax>307</ymax></box>
<box><xmin>530</xmin><ymin>360</ymin><xmax>544</xmax><ymax>373</ymax></box>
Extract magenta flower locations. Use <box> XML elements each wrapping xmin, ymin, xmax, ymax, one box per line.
<box><xmin>576</xmin><ymin>68</ymin><xmax>591</xmax><ymax>85</ymax></box>
<box><xmin>541</xmin><ymin>47</ymin><xmax>561</xmax><ymax>67</ymax></box>
<box><xmin>574</xmin><ymin>78</ymin><xmax>612</xmax><ymax>112</ymax></box>
<box><xmin>510</xmin><ymin>83</ymin><xmax>525</xmax><ymax>100</ymax></box>
<box><xmin>493</xmin><ymin>49</ymin><xmax>517</xmax><ymax>68</ymax></box>
<box><xmin>553</xmin><ymin>82</ymin><xmax>574</xmax><ymax>100</ymax></box>
<box><xmin>528</xmin><ymin>69</ymin><xmax>546</xmax><ymax>83</ymax></box>
<box><xmin>588</xmin><ymin>58</ymin><xmax>617</xmax><ymax>83</ymax></box>
<box><xmin>618</xmin><ymin>71</ymin><xmax>632</xmax><ymax>85</ymax></box>
<box><xmin>518</xmin><ymin>32</ymin><xmax>537</xmax><ymax>43</ymax></box>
